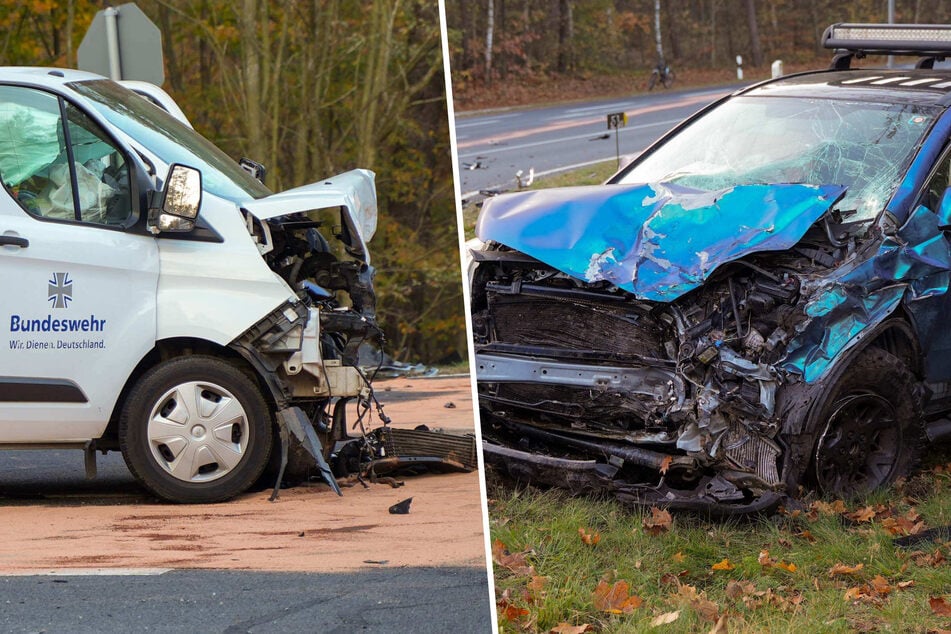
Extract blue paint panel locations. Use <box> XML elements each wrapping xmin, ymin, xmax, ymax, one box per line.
<box><xmin>477</xmin><ymin>183</ymin><xmax>846</xmax><ymax>302</ymax></box>
<box><xmin>783</xmin><ymin>204</ymin><xmax>951</xmax><ymax>381</ymax></box>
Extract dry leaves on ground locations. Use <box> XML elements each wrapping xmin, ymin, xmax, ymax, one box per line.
<box><xmin>931</xmin><ymin>596</ymin><xmax>951</xmax><ymax>617</ymax></box>
<box><xmin>592</xmin><ymin>579</ymin><xmax>643</xmax><ymax>614</ymax></box>
<box><xmin>578</xmin><ymin>527</ymin><xmax>601</xmax><ymax>546</ymax></box>
<box><xmin>758</xmin><ymin>549</ymin><xmax>797</xmax><ymax>572</ymax></box>
<box><xmin>492</xmin><ymin>539</ymin><xmax>536</xmax><ymax>577</ymax></box>
<box><xmin>643</xmin><ymin>507</ymin><xmax>673</xmax><ymax>536</ymax></box>
<box><xmin>711</xmin><ymin>558</ymin><xmax>734</xmax><ymax>571</ymax></box>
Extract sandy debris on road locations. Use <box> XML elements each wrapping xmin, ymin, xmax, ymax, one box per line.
<box><xmin>0</xmin><ymin>376</ymin><xmax>487</xmax><ymax>573</ymax></box>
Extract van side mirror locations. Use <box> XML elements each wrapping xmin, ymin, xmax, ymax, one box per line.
<box><xmin>148</xmin><ymin>164</ymin><xmax>202</xmax><ymax>234</ymax></box>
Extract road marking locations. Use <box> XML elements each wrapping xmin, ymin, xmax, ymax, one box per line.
<box><xmin>460</xmin><ymin>152</ymin><xmax>647</xmax><ymax>200</ymax></box>
<box><xmin>2</xmin><ymin>568</ymin><xmax>172</xmax><ymax>576</ymax></box>
<box><xmin>457</xmin><ymin>91</ymin><xmax>725</xmax><ymax>150</ymax></box>
<box><xmin>455</xmin><ymin>118</ymin><xmax>503</xmax><ymax>129</ymax></box>
<box><xmin>457</xmin><ymin>118</ymin><xmax>680</xmax><ymax>159</ymax></box>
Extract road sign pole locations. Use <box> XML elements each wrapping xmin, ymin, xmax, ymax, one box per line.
<box><xmin>104</xmin><ymin>6</ymin><xmax>122</xmax><ymax>79</ymax></box>
<box><xmin>616</xmin><ymin>128</ymin><xmax>621</xmax><ymax>167</ymax></box>
<box><xmin>606</xmin><ymin>112</ymin><xmax>628</xmax><ymax>168</ymax></box>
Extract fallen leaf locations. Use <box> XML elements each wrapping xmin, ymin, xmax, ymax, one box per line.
<box><xmin>844</xmin><ymin>586</ymin><xmax>869</xmax><ymax>601</ymax></box>
<box><xmin>671</xmin><ymin>551</ymin><xmax>685</xmax><ymax>563</ymax></box>
<box><xmin>650</xmin><ymin>610</ymin><xmax>681</xmax><ymax>626</ymax></box>
<box><xmin>931</xmin><ymin>596</ymin><xmax>951</xmax><ymax>617</ymax></box>
<box><xmin>881</xmin><ymin>508</ymin><xmax>927</xmax><ymax>536</ymax></box>
<box><xmin>643</xmin><ymin>507</ymin><xmax>673</xmax><ymax>536</ymax></box>
<box><xmin>498</xmin><ymin>589</ymin><xmax>530</xmax><ymax>622</ymax></box>
<box><xmin>527</xmin><ymin>575</ymin><xmax>548</xmax><ymax>593</ymax></box>
<box><xmin>549</xmin><ymin>624</ymin><xmax>594</xmax><ymax>634</ymax></box>
<box><xmin>711</xmin><ymin>558</ymin><xmax>734</xmax><ymax>571</ymax></box>
<box><xmin>870</xmin><ymin>575</ymin><xmax>891</xmax><ymax>596</ymax></box>
<box><xmin>845</xmin><ymin>506</ymin><xmax>877</xmax><ymax>523</ymax></box>
<box><xmin>897</xmin><ymin>580</ymin><xmax>915</xmax><ymax>589</ymax></box>
<box><xmin>659</xmin><ymin>455</ymin><xmax>673</xmax><ymax>474</ymax></box>
<box><xmin>796</xmin><ymin>529</ymin><xmax>817</xmax><ymax>542</ymax></box>
<box><xmin>673</xmin><ymin>583</ymin><xmax>699</xmax><ymax>602</ymax></box>
<box><xmin>708</xmin><ymin>614</ymin><xmax>729</xmax><ymax>634</ymax></box>
<box><xmin>592</xmin><ymin>579</ymin><xmax>643</xmax><ymax>614</ymax></box>
<box><xmin>828</xmin><ymin>562</ymin><xmax>864</xmax><ymax>577</ymax></box>
<box><xmin>759</xmin><ymin>549</ymin><xmax>795</xmax><ymax>572</ymax></box>
<box><xmin>492</xmin><ymin>539</ymin><xmax>536</xmax><ymax>576</ymax></box>
<box><xmin>578</xmin><ymin>527</ymin><xmax>601</xmax><ymax>546</ymax></box>
<box><xmin>725</xmin><ymin>580</ymin><xmax>755</xmax><ymax>600</ymax></box>
<box><xmin>693</xmin><ymin>597</ymin><xmax>721</xmax><ymax>623</ymax></box>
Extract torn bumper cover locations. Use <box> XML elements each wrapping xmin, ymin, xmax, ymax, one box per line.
<box><xmin>471</xmin><ymin>181</ymin><xmax>951</xmax><ymax>512</ymax></box>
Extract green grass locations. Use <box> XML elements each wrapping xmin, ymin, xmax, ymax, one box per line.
<box><xmin>461</xmin><ymin>160</ymin><xmax>618</xmax><ymax>240</ymax></box>
<box><xmin>489</xmin><ymin>450</ymin><xmax>951</xmax><ymax>633</ymax></box>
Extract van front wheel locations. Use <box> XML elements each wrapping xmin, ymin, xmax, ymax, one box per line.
<box><xmin>119</xmin><ymin>356</ymin><xmax>273</xmax><ymax>503</ymax></box>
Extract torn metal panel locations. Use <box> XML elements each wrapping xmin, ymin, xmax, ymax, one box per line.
<box><xmin>477</xmin><ymin>182</ymin><xmax>845</xmax><ymax>301</ymax></box>
<box><xmin>782</xmin><ymin>203</ymin><xmax>951</xmax><ymax>382</ymax></box>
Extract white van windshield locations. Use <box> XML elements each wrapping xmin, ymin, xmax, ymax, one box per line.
<box><xmin>68</xmin><ymin>79</ymin><xmax>271</xmax><ymax>203</ymax></box>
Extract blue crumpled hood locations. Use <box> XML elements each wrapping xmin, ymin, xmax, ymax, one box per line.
<box><xmin>476</xmin><ymin>182</ymin><xmax>847</xmax><ymax>302</ymax></box>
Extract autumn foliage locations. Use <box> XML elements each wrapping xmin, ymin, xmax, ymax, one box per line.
<box><xmin>0</xmin><ymin>0</ymin><xmax>464</xmax><ymax>364</ymax></box>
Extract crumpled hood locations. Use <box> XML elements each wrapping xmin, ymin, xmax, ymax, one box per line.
<box><xmin>242</xmin><ymin>168</ymin><xmax>378</xmax><ymax>244</ymax></box>
<box><xmin>476</xmin><ymin>182</ymin><xmax>846</xmax><ymax>302</ymax></box>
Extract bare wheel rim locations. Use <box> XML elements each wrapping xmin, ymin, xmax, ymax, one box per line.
<box><xmin>146</xmin><ymin>380</ymin><xmax>250</xmax><ymax>483</ymax></box>
<box><xmin>814</xmin><ymin>392</ymin><xmax>901</xmax><ymax>497</ymax></box>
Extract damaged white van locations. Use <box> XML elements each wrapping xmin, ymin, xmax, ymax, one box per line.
<box><xmin>0</xmin><ymin>68</ymin><xmax>380</xmax><ymax>502</ymax></box>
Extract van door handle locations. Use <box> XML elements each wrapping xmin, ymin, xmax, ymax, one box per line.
<box><xmin>0</xmin><ymin>235</ymin><xmax>29</xmax><ymax>248</ymax></box>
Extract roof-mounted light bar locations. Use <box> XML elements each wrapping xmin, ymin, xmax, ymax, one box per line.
<box><xmin>823</xmin><ymin>23</ymin><xmax>951</xmax><ymax>69</ymax></box>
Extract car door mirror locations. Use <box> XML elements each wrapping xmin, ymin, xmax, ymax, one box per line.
<box><xmin>148</xmin><ymin>163</ymin><xmax>202</xmax><ymax>234</ymax></box>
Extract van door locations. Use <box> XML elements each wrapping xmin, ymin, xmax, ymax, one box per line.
<box><xmin>0</xmin><ymin>85</ymin><xmax>158</xmax><ymax>442</ymax></box>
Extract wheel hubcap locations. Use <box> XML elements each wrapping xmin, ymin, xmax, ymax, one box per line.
<box><xmin>814</xmin><ymin>392</ymin><xmax>901</xmax><ymax>497</ymax></box>
<box><xmin>146</xmin><ymin>381</ymin><xmax>249</xmax><ymax>483</ymax></box>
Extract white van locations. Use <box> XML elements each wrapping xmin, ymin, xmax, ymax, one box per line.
<box><xmin>0</xmin><ymin>68</ymin><xmax>380</xmax><ymax>502</ymax></box>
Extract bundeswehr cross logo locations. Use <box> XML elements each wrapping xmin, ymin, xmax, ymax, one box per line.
<box><xmin>48</xmin><ymin>272</ymin><xmax>72</xmax><ymax>309</ymax></box>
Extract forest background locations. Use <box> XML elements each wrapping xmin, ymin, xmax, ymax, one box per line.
<box><xmin>447</xmin><ymin>0</ymin><xmax>951</xmax><ymax>110</ymax></box>
<box><xmin>0</xmin><ymin>0</ymin><xmax>463</xmax><ymax>366</ymax></box>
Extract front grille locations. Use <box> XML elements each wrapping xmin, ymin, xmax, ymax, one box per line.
<box><xmin>488</xmin><ymin>294</ymin><xmax>667</xmax><ymax>358</ymax></box>
<box><xmin>726</xmin><ymin>433</ymin><xmax>781</xmax><ymax>486</ymax></box>
<box><xmin>376</xmin><ymin>427</ymin><xmax>477</xmax><ymax>471</ymax></box>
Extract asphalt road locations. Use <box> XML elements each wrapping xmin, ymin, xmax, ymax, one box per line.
<box><xmin>455</xmin><ymin>84</ymin><xmax>749</xmax><ymax>199</ymax></box>
<box><xmin>0</xmin><ymin>567</ymin><xmax>490</xmax><ymax>633</ymax></box>
<box><xmin>0</xmin><ymin>449</ymin><xmax>492</xmax><ymax>632</ymax></box>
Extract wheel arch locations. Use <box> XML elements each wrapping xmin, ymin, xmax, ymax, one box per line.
<box><xmin>100</xmin><ymin>337</ymin><xmax>280</xmax><ymax>449</ymax></box>
<box><xmin>777</xmin><ymin>314</ymin><xmax>924</xmax><ymax>491</ymax></box>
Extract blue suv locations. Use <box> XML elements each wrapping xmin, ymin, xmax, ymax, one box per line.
<box><xmin>469</xmin><ymin>24</ymin><xmax>951</xmax><ymax>513</ymax></box>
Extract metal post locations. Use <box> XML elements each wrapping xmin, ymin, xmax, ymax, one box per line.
<box><xmin>615</xmin><ymin>128</ymin><xmax>621</xmax><ymax>168</ymax></box>
<box><xmin>887</xmin><ymin>0</ymin><xmax>895</xmax><ymax>69</ymax></box>
<box><xmin>104</xmin><ymin>6</ymin><xmax>122</xmax><ymax>80</ymax></box>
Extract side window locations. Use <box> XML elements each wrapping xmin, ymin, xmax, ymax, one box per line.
<box><xmin>64</xmin><ymin>103</ymin><xmax>132</xmax><ymax>224</ymax></box>
<box><xmin>923</xmin><ymin>149</ymin><xmax>951</xmax><ymax>213</ymax></box>
<box><xmin>0</xmin><ymin>85</ymin><xmax>132</xmax><ymax>225</ymax></box>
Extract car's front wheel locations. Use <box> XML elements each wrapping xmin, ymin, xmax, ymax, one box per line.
<box><xmin>119</xmin><ymin>356</ymin><xmax>273</xmax><ymax>503</ymax></box>
<box><xmin>809</xmin><ymin>348</ymin><xmax>924</xmax><ymax>498</ymax></box>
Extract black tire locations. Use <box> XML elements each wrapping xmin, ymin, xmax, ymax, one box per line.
<box><xmin>647</xmin><ymin>72</ymin><xmax>657</xmax><ymax>91</ymax></box>
<box><xmin>807</xmin><ymin>348</ymin><xmax>924</xmax><ymax>498</ymax></box>
<box><xmin>119</xmin><ymin>355</ymin><xmax>273</xmax><ymax>503</ymax></box>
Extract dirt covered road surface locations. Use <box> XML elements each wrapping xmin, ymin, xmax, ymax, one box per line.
<box><xmin>0</xmin><ymin>375</ymin><xmax>488</xmax><ymax>575</ymax></box>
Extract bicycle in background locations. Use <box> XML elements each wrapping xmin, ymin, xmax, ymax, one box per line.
<box><xmin>647</xmin><ymin>60</ymin><xmax>675</xmax><ymax>90</ymax></box>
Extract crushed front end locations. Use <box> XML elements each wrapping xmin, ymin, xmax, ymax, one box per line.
<box><xmin>233</xmin><ymin>170</ymin><xmax>389</xmax><ymax>493</ymax></box>
<box><xmin>470</xmin><ymin>181</ymin><xmax>917</xmax><ymax>514</ymax></box>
